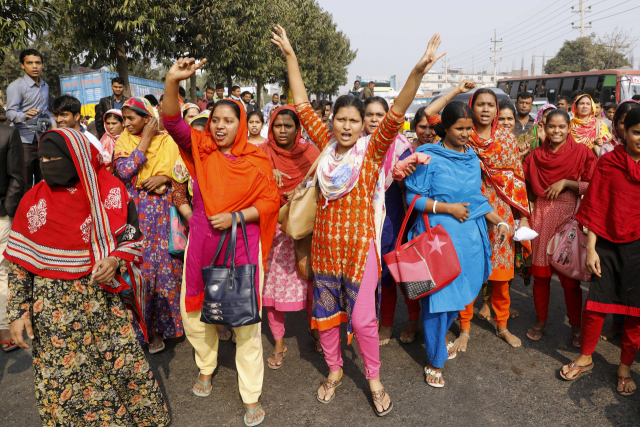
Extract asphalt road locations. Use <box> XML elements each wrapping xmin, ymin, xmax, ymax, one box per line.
<box><xmin>1</xmin><ymin>276</ymin><xmax>639</xmax><ymax>427</ymax></box>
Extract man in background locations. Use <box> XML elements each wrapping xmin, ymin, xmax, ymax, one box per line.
<box><xmin>214</xmin><ymin>84</ymin><xmax>225</xmax><ymax>102</ymax></box>
<box><xmin>6</xmin><ymin>49</ymin><xmax>55</xmax><ymax>190</ymax></box>
<box><xmin>51</xmin><ymin>95</ymin><xmax>103</xmax><ymax>152</ymax></box>
<box><xmin>363</xmin><ymin>81</ymin><xmax>375</xmax><ymax>99</ymax></box>
<box><xmin>95</xmin><ymin>77</ymin><xmax>128</xmax><ymax>139</ymax></box>
<box><xmin>197</xmin><ymin>86</ymin><xmax>216</xmax><ymax>111</ymax></box>
<box><xmin>280</xmin><ymin>94</ymin><xmax>288</xmax><ymax>106</ymax></box>
<box><xmin>350</xmin><ymin>80</ymin><xmax>364</xmax><ymax>99</ymax></box>
<box><xmin>514</xmin><ymin>92</ymin><xmax>534</xmax><ymax>136</ymax></box>
<box><xmin>229</xmin><ymin>86</ymin><xmax>242</xmax><ymax>101</ymax></box>
<box><xmin>557</xmin><ymin>96</ymin><xmax>571</xmax><ymax>113</ymax></box>
<box><xmin>263</xmin><ymin>93</ymin><xmax>280</xmax><ymax>119</ymax></box>
<box><xmin>241</xmin><ymin>91</ymin><xmax>257</xmax><ymax>114</ymax></box>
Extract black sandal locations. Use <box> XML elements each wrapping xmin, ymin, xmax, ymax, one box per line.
<box><xmin>372</xmin><ymin>389</ymin><xmax>393</xmax><ymax>417</ymax></box>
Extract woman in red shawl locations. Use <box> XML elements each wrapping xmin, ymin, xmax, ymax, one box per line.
<box><xmin>523</xmin><ymin>109</ymin><xmax>597</xmax><ymax>347</ymax></box>
<box><xmin>451</xmin><ymin>85</ymin><xmax>532</xmax><ymax>353</ymax></box>
<box><xmin>559</xmin><ymin>108</ymin><xmax>640</xmax><ymax>395</ymax></box>
<box><xmin>258</xmin><ymin>105</ymin><xmax>321</xmax><ymax>368</ymax></box>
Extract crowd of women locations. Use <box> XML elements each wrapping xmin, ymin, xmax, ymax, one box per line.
<box><xmin>4</xmin><ymin>25</ymin><xmax>640</xmax><ymax>426</ymax></box>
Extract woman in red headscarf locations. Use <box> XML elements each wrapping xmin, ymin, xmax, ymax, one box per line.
<box><xmin>450</xmin><ymin>86</ymin><xmax>531</xmax><ymax>353</ymax></box>
<box><xmin>523</xmin><ymin>108</ymin><xmax>597</xmax><ymax>348</ymax></box>
<box><xmin>258</xmin><ymin>105</ymin><xmax>321</xmax><ymax>368</ymax></box>
<box><xmin>162</xmin><ymin>57</ymin><xmax>280</xmax><ymax>426</ymax></box>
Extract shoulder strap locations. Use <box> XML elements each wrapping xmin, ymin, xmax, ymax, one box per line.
<box><xmin>395</xmin><ymin>195</ymin><xmax>433</xmax><ymax>251</ymax></box>
<box><xmin>301</xmin><ymin>142</ymin><xmax>331</xmax><ymax>182</ymax></box>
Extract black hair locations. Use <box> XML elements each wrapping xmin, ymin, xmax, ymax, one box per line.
<box><xmin>205</xmin><ymin>86</ymin><xmax>214</xmax><ymax>92</ymax></box>
<box><xmin>311</xmin><ymin>100</ymin><xmax>323</xmax><ymax>112</ymax></box>
<box><xmin>182</xmin><ymin>106</ymin><xmax>200</xmax><ymax>119</ymax></box>
<box><xmin>112</xmin><ymin>77</ymin><xmax>125</xmax><ymax>85</ymax></box>
<box><xmin>604</xmin><ymin>101</ymin><xmax>618</xmax><ymax>111</ymax></box>
<box><xmin>594</xmin><ymin>98</ymin><xmax>602</xmax><ymax>106</ymax></box>
<box><xmin>159</xmin><ymin>94</ymin><xmax>164</xmax><ymax>102</ymax></box>
<box><xmin>212</xmin><ymin>99</ymin><xmax>243</xmax><ymax>121</ymax></box>
<box><xmin>190</xmin><ymin>117</ymin><xmax>208</xmax><ymax>129</ymax></box>
<box><xmin>364</xmin><ymin>96</ymin><xmax>389</xmax><ymax>114</ymax></box>
<box><xmin>571</xmin><ymin>90</ymin><xmax>586</xmax><ymax>101</ymax></box>
<box><xmin>178</xmin><ymin>87</ymin><xmax>186</xmax><ymax>97</ymax></box>
<box><xmin>241</xmin><ymin>91</ymin><xmax>252</xmax><ymax>98</ymax></box>
<box><xmin>231</xmin><ymin>85</ymin><xmax>240</xmax><ymax>92</ymax></box>
<box><xmin>19</xmin><ymin>49</ymin><xmax>43</xmax><ymax>64</ymax></box>
<box><xmin>544</xmin><ymin>109</ymin><xmax>571</xmax><ymax>126</ymax></box>
<box><xmin>557</xmin><ymin>95</ymin><xmax>571</xmax><ymax>105</ymax></box>
<box><xmin>632</xmin><ymin>95</ymin><xmax>640</xmax><ymax>102</ymax></box>
<box><xmin>434</xmin><ymin>101</ymin><xmax>473</xmax><ymax>139</ymax></box>
<box><xmin>51</xmin><ymin>95</ymin><xmax>81</xmax><ymax>116</ymax></box>
<box><xmin>411</xmin><ymin>106</ymin><xmax>428</xmax><ymax>131</ymax></box>
<box><xmin>104</xmin><ymin>112</ymin><xmax>123</xmax><ymax>124</ymax></box>
<box><xmin>215</xmin><ymin>83</ymin><xmax>224</xmax><ymax>90</ymax></box>
<box><xmin>516</xmin><ymin>92</ymin><xmax>534</xmax><ymax>101</ymax></box>
<box><xmin>280</xmin><ymin>94</ymin><xmax>286</xmax><ymax>98</ymax></box>
<box><xmin>144</xmin><ymin>94</ymin><xmax>158</xmax><ymax>106</ymax></box>
<box><xmin>206</xmin><ymin>101</ymin><xmax>216</xmax><ymax>109</ymax></box>
<box><xmin>354</xmin><ymin>80</ymin><xmax>360</xmax><ymax>85</ymax></box>
<box><xmin>272</xmin><ymin>108</ymin><xmax>300</xmax><ymax>131</ymax></box>
<box><xmin>333</xmin><ymin>95</ymin><xmax>365</xmax><ymax>121</ymax></box>
<box><xmin>247</xmin><ymin>110</ymin><xmax>264</xmax><ymax>124</ymax></box>
<box><xmin>498</xmin><ymin>100</ymin><xmax>516</xmax><ymax>116</ymax></box>
<box><xmin>623</xmin><ymin>108</ymin><xmax>640</xmax><ymax>140</ymax></box>
<box><xmin>614</xmin><ymin>101</ymin><xmax>640</xmax><ymax>127</ymax></box>
<box><xmin>471</xmin><ymin>88</ymin><xmax>498</xmax><ymax>107</ymax></box>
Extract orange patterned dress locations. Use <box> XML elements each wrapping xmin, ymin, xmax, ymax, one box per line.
<box><xmin>294</xmin><ymin>102</ymin><xmax>404</xmax><ymax>341</ymax></box>
<box><xmin>468</xmin><ymin>126</ymin><xmax>531</xmax><ymax>281</ymax></box>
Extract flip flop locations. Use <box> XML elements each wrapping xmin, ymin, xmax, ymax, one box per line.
<box><xmin>572</xmin><ymin>333</ymin><xmax>581</xmax><ymax>348</ymax></box>
<box><xmin>617</xmin><ymin>376</ymin><xmax>637</xmax><ymax>397</ymax></box>
<box><xmin>0</xmin><ymin>340</ymin><xmax>18</xmax><ymax>353</ymax></box>
<box><xmin>244</xmin><ymin>403</ymin><xmax>265</xmax><ymax>426</ymax></box>
<box><xmin>217</xmin><ymin>326</ymin><xmax>232</xmax><ymax>341</ymax></box>
<box><xmin>192</xmin><ymin>372</ymin><xmax>212</xmax><ymax>397</ymax></box>
<box><xmin>424</xmin><ymin>366</ymin><xmax>445</xmax><ymax>388</ymax></box>
<box><xmin>317</xmin><ymin>377</ymin><xmax>342</xmax><ymax>404</ymax></box>
<box><xmin>447</xmin><ymin>341</ymin><xmax>457</xmax><ymax>360</ymax></box>
<box><xmin>526</xmin><ymin>326</ymin><xmax>546</xmax><ymax>341</ymax></box>
<box><xmin>559</xmin><ymin>362</ymin><xmax>594</xmax><ymax>381</ymax></box>
<box><xmin>148</xmin><ymin>341</ymin><xmax>165</xmax><ymax>354</ymax></box>
<box><xmin>267</xmin><ymin>348</ymin><xmax>287</xmax><ymax>370</ymax></box>
<box><xmin>372</xmin><ymin>388</ymin><xmax>393</xmax><ymax>417</ymax></box>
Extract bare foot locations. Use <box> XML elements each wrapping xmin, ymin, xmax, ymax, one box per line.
<box><xmin>149</xmin><ymin>333</ymin><xmax>164</xmax><ymax>352</ymax></box>
<box><xmin>317</xmin><ymin>369</ymin><xmax>343</xmax><ymax>402</ymax></box>
<box><xmin>399</xmin><ymin>321</ymin><xmax>419</xmax><ymax>344</ymax></box>
<box><xmin>509</xmin><ymin>307</ymin><xmax>520</xmax><ymax>318</ymax></box>
<box><xmin>451</xmin><ymin>330</ymin><xmax>470</xmax><ymax>352</ymax></box>
<box><xmin>617</xmin><ymin>363</ymin><xmax>637</xmax><ymax>396</ymax></box>
<box><xmin>560</xmin><ymin>354</ymin><xmax>592</xmax><ymax>379</ymax></box>
<box><xmin>477</xmin><ymin>302</ymin><xmax>491</xmax><ymax>321</ymax></box>
<box><xmin>572</xmin><ymin>326</ymin><xmax>582</xmax><ymax>348</ymax></box>
<box><xmin>601</xmin><ymin>322</ymin><xmax>623</xmax><ymax>341</ymax></box>
<box><xmin>526</xmin><ymin>322</ymin><xmax>546</xmax><ymax>340</ymax></box>
<box><xmin>379</xmin><ymin>325</ymin><xmax>392</xmax><ymax>346</ymax></box>
<box><xmin>244</xmin><ymin>402</ymin><xmax>265</xmax><ymax>424</ymax></box>
<box><xmin>193</xmin><ymin>372</ymin><xmax>212</xmax><ymax>395</ymax></box>
<box><xmin>424</xmin><ymin>363</ymin><xmax>445</xmax><ymax>387</ymax></box>
<box><xmin>496</xmin><ymin>327</ymin><xmax>521</xmax><ymax>348</ymax></box>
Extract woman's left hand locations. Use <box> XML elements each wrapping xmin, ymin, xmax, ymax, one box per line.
<box><xmin>92</xmin><ymin>257</ymin><xmax>119</xmax><ymax>283</ymax></box>
<box><xmin>208</xmin><ymin>213</ymin><xmax>233</xmax><ymax>230</ymax></box>
<box><xmin>404</xmin><ymin>163</ymin><xmax>417</xmax><ymax>177</ymax></box>
<box><xmin>594</xmin><ymin>137</ymin><xmax>604</xmax><ymax>147</ymax></box>
<box><xmin>519</xmin><ymin>217</ymin><xmax>531</xmax><ymax>229</ymax></box>
<box><xmin>494</xmin><ymin>224</ymin><xmax>509</xmax><ymax>251</ymax></box>
<box><xmin>141</xmin><ymin>175</ymin><xmax>170</xmax><ymax>192</ymax></box>
<box><xmin>543</xmin><ymin>179</ymin><xmax>565</xmax><ymax>200</ymax></box>
<box><xmin>272</xmin><ymin>169</ymin><xmax>291</xmax><ymax>187</ymax></box>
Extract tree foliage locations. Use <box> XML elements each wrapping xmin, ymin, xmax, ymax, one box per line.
<box><xmin>0</xmin><ymin>0</ymin><xmax>58</xmax><ymax>65</ymax></box>
<box><xmin>545</xmin><ymin>34</ymin><xmax>631</xmax><ymax>74</ymax></box>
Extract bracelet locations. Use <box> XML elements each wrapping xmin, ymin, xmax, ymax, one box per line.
<box><xmin>432</xmin><ymin>200</ymin><xmax>438</xmax><ymax>214</ymax></box>
<box><xmin>443</xmin><ymin>95</ymin><xmax>449</xmax><ymax>103</ymax></box>
<box><xmin>497</xmin><ymin>222</ymin><xmax>510</xmax><ymax>231</ymax></box>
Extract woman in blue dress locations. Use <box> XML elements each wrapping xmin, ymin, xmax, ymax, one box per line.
<box><xmin>404</xmin><ymin>101</ymin><xmax>509</xmax><ymax>388</ymax></box>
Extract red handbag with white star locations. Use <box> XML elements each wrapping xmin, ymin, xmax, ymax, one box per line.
<box><xmin>383</xmin><ymin>195</ymin><xmax>461</xmax><ymax>300</ymax></box>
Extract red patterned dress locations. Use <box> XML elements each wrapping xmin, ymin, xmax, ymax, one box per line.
<box><xmin>294</xmin><ymin>102</ymin><xmax>404</xmax><ymax>341</ymax></box>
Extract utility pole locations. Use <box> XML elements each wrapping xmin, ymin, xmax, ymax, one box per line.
<box><xmin>531</xmin><ymin>51</ymin><xmax>535</xmax><ymax>77</ymax></box>
<box><xmin>572</xmin><ymin>0</ymin><xmax>591</xmax><ymax>37</ymax></box>
<box><xmin>542</xmin><ymin>52</ymin><xmax>546</xmax><ymax>74</ymax></box>
<box><xmin>443</xmin><ymin>55</ymin><xmax>449</xmax><ymax>86</ymax></box>
<box><xmin>520</xmin><ymin>55</ymin><xmax>524</xmax><ymax>76</ymax></box>
<box><xmin>490</xmin><ymin>29</ymin><xmax>502</xmax><ymax>84</ymax></box>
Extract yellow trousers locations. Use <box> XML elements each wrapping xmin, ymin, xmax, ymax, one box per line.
<box><xmin>179</xmin><ymin>242</ymin><xmax>264</xmax><ymax>403</ymax></box>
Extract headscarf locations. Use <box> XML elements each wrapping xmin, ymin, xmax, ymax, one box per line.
<box><xmin>177</xmin><ymin>99</ymin><xmax>280</xmax><ymax>270</ymax></box>
<box><xmin>570</xmin><ymin>94</ymin><xmax>612</xmax><ymax>149</ymax></box>
<box><xmin>99</xmin><ymin>108</ymin><xmax>122</xmax><ymax>169</ymax></box>
<box><xmin>114</xmin><ymin>97</ymin><xmax>180</xmax><ymax>192</ymax></box>
<box><xmin>259</xmin><ymin>105</ymin><xmax>320</xmax><ymax>206</ymax></box>
<box><xmin>523</xmin><ymin>133</ymin><xmax>597</xmax><ymax>198</ymax></box>
<box><xmin>181</xmin><ymin>102</ymin><xmax>200</xmax><ymax>115</ymax></box>
<box><xmin>4</xmin><ymin>129</ymin><xmax>147</xmax><ymax>335</ymax></box>
<box><xmin>534</xmin><ymin>104</ymin><xmax>556</xmax><ymax>126</ymax></box>
<box><xmin>517</xmin><ymin>104</ymin><xmax>556</xmax><ymax>154</ymax></box>
<box><xmin>576</xmin><ymin>144</ymin><xmax>640</xmax><ymax>243</ymax></box>
<box><xmin>381</xmin><ymin>133</ymin><xmax>414</xmax><ymax>190</ymax></box>
<box><xmin>467</xmin><ymin>93</ymin><xmax>531</xmax><ymax>220</ymax></box>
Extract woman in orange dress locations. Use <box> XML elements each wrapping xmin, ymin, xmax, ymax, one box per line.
<box><xmin>570</xmin><ymin>94</ymin><xmax>611</xmax><ymax>156</ymax></box>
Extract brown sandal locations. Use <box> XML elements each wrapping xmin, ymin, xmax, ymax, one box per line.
<box><xmin>559</xmin><ymin>362</ymin><xmax>594</xmax><ymax>381</ymax></box>
<box><xmin>267</xmin><ymin>348</ymin><xmax>287</xmax><ymax>370</ymax></box>
<box><xmin>372</xmin><ymin>389</ymin><xmax>393</xmax><ymax>417</ymax></box>
<box><xmin>317</xmin><ymin>377</ymin><xmax>342</xmax><ymax>404</ymax></box>
<box><xmin>617</xmin><ymin>376</ymin><xmax>637</xmax><ymax>396</ymax></box>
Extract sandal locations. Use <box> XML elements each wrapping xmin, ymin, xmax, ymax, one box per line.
<box><xmin>371</xmin><ymin>388</ymin><xmax>393</xmax><ymax>417</ymax></box>
<box><xmin>192</xmin><ymin>373</ymin><xmax>212</xmax><ymax>397</ymax></box>
<box><xmin>559</xmin><ymin>362</ymin><xmax>594</xmax><ymax>381</ymax></box>
<box><xmin>447</xmin><ymin>341</ymin><xmax>457</xmax><ymax>360</ymax></box>
<box><xmin>308</xmin><ymin>328</ymin><xmax>323</xmax><ymax>355</ymax></box>
<box><xmin>243</xmin><ymin>403</ymin><xmax>265</xmax><ymax>426</ymax></box>
<box><xmin>617</xmin><ymin>376</ymin><xmax>637</xmax><ymax>397</ymax></box>
<box><xmin>424</xmin><ymin>366</ymin><xmax>444</xmax><ymax>388</ymax></box>
<box><xmin>399</xmin><ymin>320</ymin><xmax>419</xmax><ymax>344</ymax></box>
<box><xmin>217</xmin><ymin>326</ymin><xmax>232</xmax><ymax>341</ymax></box>
<box><xmin>317</xmin><ymin>377</ymin><xmax>342</xmax><ymax>404</ymax></box>
<box><xmin>148</xmin><ymin>340</ymin><xmax>165</xmax><ymax>354</ymax></box>
<box><xmin>572</xmin><ymin>333</ymin><xmax>581</xmax><ymax>348</ymax></box>
<box><xmin>267</xmin><ymin>348</ymin><xmax>287</xmax><ymax>370</ymax></box>
<box><xmin>526</xmin><ymin>326</ymin><xmax>546</xmax><ymax>341</ymax></box>
<box><xmin>0</xmin><ymin>339</ymin><xmax>18</xmax><ymax>352</ymax></box>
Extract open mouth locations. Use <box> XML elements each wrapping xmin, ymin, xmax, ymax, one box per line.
<box><xmin>340</xmin><ymin>132</ymin><xmax>352</xmax><ymax>142</ymax></box>
<box><xmin>215</xmin><ymin>132</ymin><xmax>226</xmax><ymax>141</ymax></box>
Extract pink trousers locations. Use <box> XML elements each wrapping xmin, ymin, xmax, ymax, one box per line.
<box><xmin>319</xmin><ymin>240</ymin><xmax>381</xmax><ymax>380</ymax></box>
<box><xmin>265</xmin><ymin>277</ymin><xmax>314</xmax><ymax>340</ymax></box>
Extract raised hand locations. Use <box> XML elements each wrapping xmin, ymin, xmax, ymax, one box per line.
<box><xmin>271</xmin><ymin>25</ymin><xmax>295</xmax><ymax>57</ymax></box>
<box><xmin>166</xmin><ymin>57</ymin><xmax>207</xmax><ymax>83</ymax></box>
<box><xmin>457</xmin><ymin>79</ymin><xmax>476</xmax><ymax>94</ymax></box>
<box><xmin>412</xmin><ymin>34</ymin><xmax>446</xmax><ymax>76</ymax></box>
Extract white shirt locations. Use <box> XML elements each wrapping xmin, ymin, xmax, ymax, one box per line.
<box><xmin>80</xmin><ymin>127</ymin><xmax>104</xmax><ymax>153</ymax></box>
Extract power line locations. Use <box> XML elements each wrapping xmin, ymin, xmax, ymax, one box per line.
<box><xmin>589</xmin><ymin>5</ymin><xmax>640</xmax><ymax>23</ymax></box>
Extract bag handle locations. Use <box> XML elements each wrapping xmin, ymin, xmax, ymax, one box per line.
<box><xmin>395</xmin><ymin>195</ymin><xmax>433</xmax><ymax>251</ymax></box>
<box><xmin>209</xmin><ymin>228</ymin><xmax>229</xmax><ymax>268</ymax></box>
<box><xmin>222</xmin><ymin>213</ymin><xmax>238</xmax><ymax>269</ymax></box>
<box><xmin>237</xmin><ymin>211</ymin><xmax>252</xmax><ymax>265</ymax></box>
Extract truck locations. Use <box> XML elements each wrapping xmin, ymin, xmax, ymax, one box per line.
<box><xmin>59</xmin><ymin>70</ymin><xmax>164</xmax><ymax>117</ymax></box>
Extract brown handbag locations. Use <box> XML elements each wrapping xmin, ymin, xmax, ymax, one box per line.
<box><xmin>294</xmin><ymin>234</ymin><xmax>313</xmax><ymax>279</ymax></box>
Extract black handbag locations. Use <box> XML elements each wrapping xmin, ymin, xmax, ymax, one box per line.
<box><xmin>200</xmin><ymin>212</ymin><xmax>261</xmax><ymax>327</ymax></box>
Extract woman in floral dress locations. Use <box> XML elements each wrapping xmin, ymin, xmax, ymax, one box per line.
<box><xmin>6</xmin><ymin>128</ymin><xmax>169</xmax><ymax>426</ymax></box>
<box><xmin>114</xmin><ymin>97</ymin><xmax>183</xmax><ymax>353</ymax></box>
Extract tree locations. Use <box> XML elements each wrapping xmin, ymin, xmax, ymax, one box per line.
<box><xmin>0</xmin><ymin>0</ymin><xmax>58</xmax><ymax>65</ymax></box>
<box><xmin>51</xmin><ymin>0</ymin><xmax>185</xmax><ymax>96</ymax></box>
<box><xmin>597</xmin><ymin>27</ymin><xmax>638</xmax><ymax>70</ymax></box>
<box><xmin>544</xmin><ymin>33</ymin><xmax>631</xmax><ymax>74</ymax></box>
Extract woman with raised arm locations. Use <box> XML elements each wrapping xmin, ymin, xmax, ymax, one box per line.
<box><xmin>403</xmin><ymin>101</ymin><xmax>509</xmax><ymax>387</ymax></box>
<box><xmin>162</xmin><ymin>57</ymin><xmax>280</xmax><ymax>426</ymax></box>
<box><xmin>411</xmin><ymin>106</ymin><xmax>440</xmax><ymax>149</ymax></box>
<box><xmin>272</xmin><ymin>25</ymin><xmax>444</xmax><ymax>416</ymax></box>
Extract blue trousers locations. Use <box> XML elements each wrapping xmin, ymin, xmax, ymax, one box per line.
<box><xmin>420</xmin><ymin>298</ymin><xmax>458</xmax><ymax>368</ymax></box>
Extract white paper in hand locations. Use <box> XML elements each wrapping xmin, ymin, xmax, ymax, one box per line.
<box><xmin>513</xmin><ymin>219</ymin><xmax>538</xmax><ymax>242</ymax></box>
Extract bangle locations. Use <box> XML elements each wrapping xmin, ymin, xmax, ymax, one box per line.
<box><xmin>432</xmin><ymin>200</ymin><xmax>438</xmax><ymax>214</ymax></box>
<box><xmin>443</xmin><ymin>95</ymin><xmax>449</xmax><ymax>103</ymax></box>
<box><xmin>497</xmin><ymin>222</ymin><xmax>509</xmax><ymax>231</ymax></box>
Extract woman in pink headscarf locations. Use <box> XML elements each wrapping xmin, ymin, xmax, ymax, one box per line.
<box><xmin>99</xmin><ymin>108</ymin><xmax>124</xmax><ymax>172</ymax></box>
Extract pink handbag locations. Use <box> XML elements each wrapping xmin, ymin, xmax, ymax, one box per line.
<box><xmin>546</xmin><ymin>200</ymin><xmax>591</xmax><ymax>282</ymax></box>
